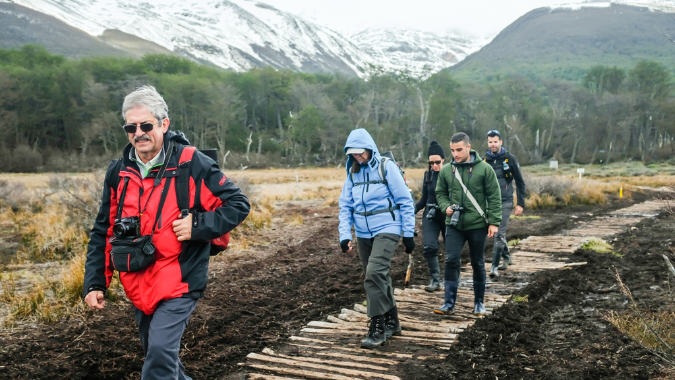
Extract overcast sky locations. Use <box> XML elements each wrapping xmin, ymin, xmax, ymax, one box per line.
<box><xmin>263</xmin><ymin>0</ymin><xmax>578</xmax><ymax>36</ymax></box>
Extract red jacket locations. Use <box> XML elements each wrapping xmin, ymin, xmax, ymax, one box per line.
<box><xmin>84</xmin><ymin>131</ymin><xmax>250</xmax><ymax>314</ymax></box>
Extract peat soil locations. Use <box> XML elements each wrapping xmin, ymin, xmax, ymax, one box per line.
<box><xmin>0</xmin><ymin>190</ymin><xmax>661</xmax><ymax>379</ymax></box>
<box><xmin>404</xmin><ymin>194</ymin><xmax>673</xmax><ymax>379</ymax></box>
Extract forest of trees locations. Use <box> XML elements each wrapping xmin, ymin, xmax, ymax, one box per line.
<box><xmin>1</xmin><ymin>44</ymin><xmax>675</xmax><ymax>172</ymax></box>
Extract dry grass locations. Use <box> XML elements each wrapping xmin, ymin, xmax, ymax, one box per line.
<box><xmin>606</xmin><ymin>268</ymin><xmax>675</xmax><ymax>365</ymax></box>
<box><xmin>523</xmin><ymin>174</ymin><xmax>620</xmax><ymax>209</ymax></box>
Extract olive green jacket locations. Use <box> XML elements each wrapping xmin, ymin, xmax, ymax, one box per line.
<box><xmin>435</xmin><ymin>150</ymin><xmax>502</xmax><ymax>230</ymax></box>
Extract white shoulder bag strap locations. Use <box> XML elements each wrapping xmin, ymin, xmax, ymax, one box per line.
<box><xmin>453</xmin><ymin>166</ymin><xmax>489</xmax><ymax>224</ymax></box>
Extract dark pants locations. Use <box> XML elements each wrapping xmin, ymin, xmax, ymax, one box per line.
<box><xmin>444</xmin><ymin>225</ymin><xmax>487</xmax><ymax>283</ymax></box>
<box><xmin>492</xmin><ymin>200</ymin><xmax>513</xmax><ymax>266</ymax></box>
<box><xmin>357</xmin><ymin>233</ymin><xmax>399</xmax><ymax>318</ymax></box>
<box><xmin>134</xmin><ymin>297</ymin><xmax>198</xmax><ymax>380</ymax></box>
<box><xmin>422</xmin><ymin>213</ymin><xmax>445</xmax><ymax>260</ymax></box>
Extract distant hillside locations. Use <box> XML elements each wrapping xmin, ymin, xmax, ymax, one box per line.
<box><xmin>451</xmin><ymin>4</ymin><xmax>675</xmax><ymax>81</ymax></box>
<box><xmin>0</xmin><ymin>3</ymin><xmax>132</xmax><ymax>59</ymax></box>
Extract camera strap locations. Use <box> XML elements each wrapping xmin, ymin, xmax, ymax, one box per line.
<box><xmin>453</xmin><ymin>166</ymin><xmax>489</xmax><ymax>224</ymax></box>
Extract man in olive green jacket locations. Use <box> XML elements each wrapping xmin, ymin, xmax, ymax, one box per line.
<box><xmin>433</xmin><ymin>132</ymin><xmax>502</xmax><ymax>316</ymax></box>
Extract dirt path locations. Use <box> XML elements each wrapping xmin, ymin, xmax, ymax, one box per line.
<box><xmin>239</xmin><ymin>200</ymin><xmax>667</xmax><ymax>379</ymax></box>
<box><xmin>0</xmin><ymin>191</ymin><xmax>664</xmax><ymax>379</ymax></box>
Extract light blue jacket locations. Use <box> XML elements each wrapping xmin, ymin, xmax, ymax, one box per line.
<box><xmin>338</xmin><ymin>129</ymin><xmax>415</xmax><ymax>242</ymax></box>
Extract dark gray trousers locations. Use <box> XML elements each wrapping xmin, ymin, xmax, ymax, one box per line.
<box><xmin>444</xmin><ymin>226</ymin><xmax>488</xmax><ymax>283</ymax></box>
<box><xmin>422</xmin><ymin>214</ymin><xmax>444</xmax><ymax>260</ymax></box>
<box><xmin>357</xmin><ymin>233</ymin><xmax>399</xmax><ymax>318</ymax></box>
<box><xmin>134</xmin><ymin>297</ymin><xmax>198</xmax><ymax>380</ymax></box>
<box><xmin>492</xmin><ymin>200</ymin><xmax>513</xmax><ymax>266</ymax></box>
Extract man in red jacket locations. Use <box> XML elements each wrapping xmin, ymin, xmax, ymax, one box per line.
<box><xmin>83</xmin><ymin>85</ymin><xmax>250</xmax><ymax>380</ymax></box>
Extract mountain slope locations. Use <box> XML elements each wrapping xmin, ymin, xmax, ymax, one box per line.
<box><xmin>0</xmin><ymin>2</ymin><xmax>132</xmax><ymax>59</ymax></box>
<box><xmin>2</xmin><ymin>0</ymin><xmax>372</xmax><ymax>76</ymax></box>
<box><xmin>451</xmin><ymin>3</ymin><xmax>675</xmax><ymax>81</ymax></box>
<box><xmin>352</xmin><ymin>28</ymin><xmax>490</xmax><ymax>78</ymax></box>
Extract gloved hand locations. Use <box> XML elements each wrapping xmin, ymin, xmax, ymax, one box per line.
<box><xmin>340</xmin><ymin>239</ymin><xmax>351</xmax><ymax>253</ymax></box>
<box><xmin>402</xmin><ymin>237</ymin><xmax>415</xmax><ymax>253</ymax></box>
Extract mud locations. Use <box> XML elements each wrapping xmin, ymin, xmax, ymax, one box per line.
<box><xmin>0</xmin><ymin>190</ymin><xmax>667</xmax><ymax>379</ymax></box>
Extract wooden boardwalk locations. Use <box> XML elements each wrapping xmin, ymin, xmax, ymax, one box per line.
<box><xmin>240</xmin><ymin>200</ymin><xmax>665</xmax><ymax>380</ymax></box>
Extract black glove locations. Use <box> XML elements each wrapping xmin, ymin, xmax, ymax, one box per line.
<box><xmin>340</xmin><ymin>239</ymin><xmax>351</xmax><ymax>253</ymax></box>
<box><xmin>402</xmin><ymin>237</ymin><xmax>415</xmax><ymax>253</ymax></box>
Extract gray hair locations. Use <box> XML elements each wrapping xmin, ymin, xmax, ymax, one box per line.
<box><xmin>122</xmin><ymin>85</ymin><xmax>169</xmax><ymax>122</ymax></box>
<box><xmin>451</xmin><ymin>132</ymin><xmax>471</xmax><ymax>145</ymax></box>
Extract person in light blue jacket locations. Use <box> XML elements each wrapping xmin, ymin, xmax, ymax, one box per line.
<box><xmin>338</xmin><ymin>128</ymin><xmax>416</xmax><ymax>349</ymax></box>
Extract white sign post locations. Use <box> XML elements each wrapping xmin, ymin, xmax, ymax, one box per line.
<box><xmin>549</xmin><ymin>160</ymin><xmax>558</xmax><ymax>170</ymax></box>
<box><xmin>577</xmin><ymin>168</ymin><xmax>585</xmax><ymax>179</ymax></box>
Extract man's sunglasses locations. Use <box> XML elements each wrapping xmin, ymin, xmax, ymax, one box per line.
<box><xmin>122</xmin><ymin>121</ymin><xmax>159</xmax><ymax>134</ymax></box>
<box><xmin>429</xmin><ymin>160</ymin><xmax>443</xmax><ymax>165</ymax></box>
<box><xmin>487</xmin><ymin>129</ymin><xmax>501</xmax><ymax>137</ymax></box>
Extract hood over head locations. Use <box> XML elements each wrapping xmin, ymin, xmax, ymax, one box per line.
<box><xmin>344</xmin><ymin>129</ymin><xmax>380</xmax><ymax>173</ymax></box>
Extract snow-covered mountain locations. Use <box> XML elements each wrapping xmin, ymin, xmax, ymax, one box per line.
<box><xmin>550</xmin><ymin>0</ymin><xmax>675</xmax><ymax>11</ymax></box>
<box><xmin>0</xmin><ymin>0</ymin><xmax>373</xmax><ymax>76</ymax></box>
<box><xmin>352</xmin><ymin>28</ymin><xmax>491</xmax><ymax>79</ymax></box>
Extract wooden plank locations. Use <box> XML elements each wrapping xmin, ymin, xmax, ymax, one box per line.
<box><xmin>312</xmin><ymin>352</ymin><xmax>399</xmax><ymax>366</ymax></box>
<box><xmin>354</xmin><ymin>304</ymin><xmax>368</xmax><ymax>313</ymax></box>
<box><xmin>289</xmin><ymin>336</ymin><xmax>335</xmax><ymax>345</ymax></box>
<box><xmin>266</xmin><ymin>352</ymin><xmax>391</xmax><ymax>372</ymax></box>
<box><xmin>289</xmin><ymin>343</ymin><xmax>413</xmax><ymax>359</ymax></box>
<box><xmin>327</xmin><ymin>316</ymin><xmax>347</xmax><ymax>324</ymax></box>
<box><xmin>338</xmin><ymin>313</ymin><xmax>366</xmax><ymax>322</ymax></box>
<box><xmin>247</xmin><ymin>372</ymin><xmax>305</xmax><ymax>380</ymax></box>
<box><xmin>389</xmin><ymin>335</ymin><xmax>455</xmax><ymax>345</ymax></box>
<box><xmin>246</xmin><ymin>353</ymin><xmax>402</xmax><ymax>380</ymax></box>
<box><xmin>301</xmin><ymin>328</ymin><xmax>457</xmax><ymax>340</ymax></box>
<box><xmin>242</xmin><ymin>363</ymin><xmax>360</xmax><ymax>380</ymax></box>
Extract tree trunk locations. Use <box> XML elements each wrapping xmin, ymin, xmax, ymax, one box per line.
<box><xmin>277</xmin><ymin>108</ymin><xmax>284</xmax><ymax>143</ymax></box>
<box><xmin>245</xmin><ymin>130</ymin><xmax>253</xmax><ymax>162</ymax></box>
<box><xmin>570</xmin><ymin>135</ymin><xmax>582</xmax><ymax>164</ymax></box>
<box><xmin>590</xmin><ymin>145</ymin><xmax>598</xmax><ymax>164</ymax></box>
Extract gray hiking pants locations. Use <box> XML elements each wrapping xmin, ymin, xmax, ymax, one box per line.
<box><xmin>134</xmin><ymin>297</ymin><xmax>198</xmax><ymax>380</ymax></box>
<box><xmin>492</xmin><ymin>200</ymin><xmax>513</xmax><ymax>266</ymax></box>
<box><xmin>357</xmin><ymin>233</ymin><xmax>399</xmax><ymax>318</ymax></box>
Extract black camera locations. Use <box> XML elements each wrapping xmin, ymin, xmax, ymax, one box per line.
<box><xmin>425</xmin><ymin>203</ymin><xmax>439</xmax><ymax>219</ymax></box>
<box><xmin>113</xmin><ymin>216</ymin><xmax>141</xmax><ymax>238</ymax></box>
<box><xmin>449</xmin><ymin>205</ymin><xmax>464</xmax><ymax>227</ymax></box>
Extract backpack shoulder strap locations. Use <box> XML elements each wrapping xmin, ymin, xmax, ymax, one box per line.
<box><xmin>109</xmin><ymin>158</ymin><xmax>124</xmax><ymax>192</ymax></box>
<box><xmin>176</xmin><ymin>146</ymin><xmax>197</xmax><ymax>218</ymax></box>
<box><xmin>379</xmin><ymin>157</ymin><xmax>390</xmax><ymax>184</ymax></box>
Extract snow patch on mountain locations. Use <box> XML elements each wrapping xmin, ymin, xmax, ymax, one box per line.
<box><xmin>550</xmin><ymin>0</ymin><xmax>675</xmax><ymax>12</ymax></box>
<box><xmin>1</xmin><ymin>0</ymin><xmax>373</xmax><ymax>75</ymax></box>
<box><xmin>352</xmin><ymin>28</ymin><xmax>492</xmax><ymax>79</ymax></box>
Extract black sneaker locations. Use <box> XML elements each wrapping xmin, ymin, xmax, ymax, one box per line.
<box><xmin>384</xmin><ymin>306</ymin><xmax>402</xmax><ymax>338</ymax></box>
<box><xmin>361</xmin><ymin>315</ymin><xmax>387</xmax><ymax>349</ymax></box>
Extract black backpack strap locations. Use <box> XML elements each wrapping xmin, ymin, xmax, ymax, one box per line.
<box><xmin>115</xmin><ymin>177</ymin><xmax>130</xmax><ymax>222</ymax></box>
<box><xmin>176</xmin><ymin>146</ymin><xmax>197</xmax><ymax>218</ymax></box>
<box><xmin>152</xmin><ymin>177</ymin><xmax>173</xmax><ymax>233</ymax></box>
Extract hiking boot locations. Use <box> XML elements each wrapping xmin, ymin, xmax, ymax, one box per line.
<box><xmin>384</xmin><ymin>306</ymin><xmax>402</xmax><ymax>338</ymax></box>
<box><xmin>489</xmin><ymin>265</ymin><xmax>499</xmax><ymax>279</ymax></box>
<box><xmin>433</xmin><ymin>281</ymin><xmax>458</xmax><ymax>315</ymax></box>
<box><xmin>499</xmin><ymin>247</ymin><xmax>511</xmax><ymax>270</ymax></box>
<box><xmin>424</xmin><ymin>256</ymin><xmax>441</xmax><ymax>292</ymax></box>
<box><xmin>473</xmin><ymin>281</ymin><xmax>486</xmax><ymax>316</ymax></box>
<box><xmin>498</xmin><ymin>256</ymin><xmax>511</xmax><ymax>271</ymax></box>
<box><xmin>361</xmin><ymin>315</ymin><xmax>386</xmax><ymax>349</ymax></box>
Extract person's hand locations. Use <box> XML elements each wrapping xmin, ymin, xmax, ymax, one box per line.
<box><xmin>402</xmin><ymin>237</ymin><xmax>415</xmax><ymax>253</ymax></box>
<box><xmin>173</xmin><ymin>213</ymin><xmax>193</xmax><ymax>241</ymax></box>
<box><xmin>514</xmin><ymin>205</ymin><xmax>524</xmax><ymax>216</ymax></box>
<box><xmin>487</xmin><ymin>225</ymin><xmax>499</xmax><ymax>238</ymax></box>
<box><xmin>85</xmin><ymin>290</ymin><xmax>105</xmax><ymax>310</ymax></box>
<box><xmin>340</xmin><ymin>239</ymin><xmax>353</xmax><ymax>254</ymax></box>
<box><xmin>446</xmin><ymin>205</ymin><xmax>456</xmax><ymax>216</ymax></box>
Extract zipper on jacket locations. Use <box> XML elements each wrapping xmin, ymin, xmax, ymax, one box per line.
<box><xmin>360</xmin><ymin>169</ymin><xmax>372</xmax><ymax>236</ymax></box>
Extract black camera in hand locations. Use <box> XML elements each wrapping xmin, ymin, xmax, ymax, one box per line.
<box><xmin>449</xmin><ymin>205</ymin><xmax>464</xmax><ymax>227</ymax></box>
<box><xmin>113</xmin><ymin>216</ymin><xmax>141</xmax><ymax>238</ymax></box>
<box><xmin>425</xmin><ymin>203</ymin><xmax>439</xmax><ymax>219</ymax></box>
